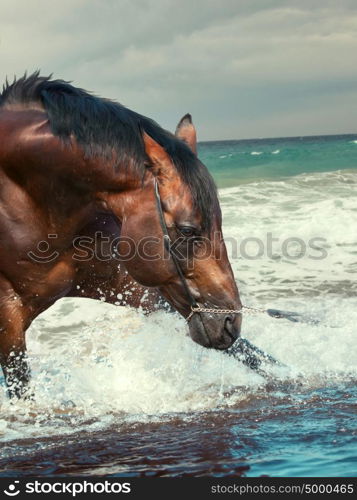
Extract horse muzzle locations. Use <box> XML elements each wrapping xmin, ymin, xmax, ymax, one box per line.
<box><xmin>188</xmin><ymin>310</ymin><xmax>242</xmax><ymax>349</ymax></box>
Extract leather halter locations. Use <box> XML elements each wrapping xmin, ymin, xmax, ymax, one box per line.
<box><xmin>153</xmin><ymin>178</ymin><xmax>243</xmax><ymax>322</ymax></box>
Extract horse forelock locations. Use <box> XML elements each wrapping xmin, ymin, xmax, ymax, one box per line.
<box><xmin>0</xmin><ymin>72</ymin><xmax>219</xmax><ymax>231</ymax></box>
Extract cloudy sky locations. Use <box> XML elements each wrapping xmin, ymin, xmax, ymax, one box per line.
<box><xmin>0</xmin><ymin>0</ymin><xmax>356</xmax><ymax>140</ymax></box>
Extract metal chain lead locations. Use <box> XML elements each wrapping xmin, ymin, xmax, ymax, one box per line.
<box><xmin>186</xmin><ymin>304</ymin><xmax>266</xmax><ymax>322</ymax></box>
<box><xmin>153</xmin><ymin>179</ymin><xmax>299</xmax><ymax>327</ymax></box>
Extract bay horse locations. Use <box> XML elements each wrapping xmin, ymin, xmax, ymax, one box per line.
<box><xmin>0</xmin><ymin>73</ymin><xmax>242</xmax><ymax>398</ymax></box>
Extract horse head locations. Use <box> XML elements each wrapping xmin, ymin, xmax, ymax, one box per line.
<box><xmin>114</xmin><ymin>115</ymin><xmax>242</xmax><ymax>350</ymax></box>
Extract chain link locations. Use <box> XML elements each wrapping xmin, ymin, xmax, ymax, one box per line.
<box><xmin>186</xmin><ymin>304</ymin><xmax>266</xmax><ymax>322</ymax></box>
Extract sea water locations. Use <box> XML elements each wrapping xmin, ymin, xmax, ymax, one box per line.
<box><xmin>0</xmin><ymin>134</ymin><xmax>356</xmax><ymax>476</ymax></box>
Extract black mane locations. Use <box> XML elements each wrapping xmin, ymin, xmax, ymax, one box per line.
<box><xmin>0</xmin><ymin>72</ymin><xmax>218</xmax><ymax>231</ymax></box>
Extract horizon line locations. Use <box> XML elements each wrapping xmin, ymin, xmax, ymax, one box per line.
<box><xmin>198</xmin><ymin>132</ymin><xmax>357</xmax><ymax>144</ymax></box>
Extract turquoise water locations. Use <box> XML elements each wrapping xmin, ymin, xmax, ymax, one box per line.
<box><xmin>199</xmin><ymin>134</ymin><xmax>357</xmax><ymax>187</ymax></box>
<box><xmin>1</xmin><ymin>134</ymin><xmax>356</xmax><ymax>477</ymax></box>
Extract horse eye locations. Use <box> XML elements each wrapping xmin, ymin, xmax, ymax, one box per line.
<box><xmin>179</xmin><ymin>226</ymin><xmax>196</xmax><ymax>237</ymax></box>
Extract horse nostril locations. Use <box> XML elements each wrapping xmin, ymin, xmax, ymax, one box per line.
<box><xmin>224</xmin><ymin>315</ymin><xmax>234</xmax><ymax>333</ymax></box>
<box><xmin>224</xmin><ymin>314</ymin><xmax>240</xmax><ymax>340</ymax></box>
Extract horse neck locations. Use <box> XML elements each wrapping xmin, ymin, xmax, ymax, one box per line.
<box><xmin>0</xmin><ymin>108</ymin><xmax>143</xmax><ymax>224</ymax></box>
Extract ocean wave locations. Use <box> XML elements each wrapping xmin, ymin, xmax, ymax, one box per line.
<box><xmin>0</xmin><ymin>294</ymin><xmax>355</xmax><ymax>444</ymax></box>
<box><xmin>219</xmin><ymin>169</ymin><xmax>357</xmax><ymax>300</ymax></box>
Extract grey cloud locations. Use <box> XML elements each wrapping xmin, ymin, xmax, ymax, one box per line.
<box><xmin>0</xmin><ymin>0</ymin><xmax>356</xmax><ymax>139</ymax></box>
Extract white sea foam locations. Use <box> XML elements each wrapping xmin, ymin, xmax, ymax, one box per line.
<box><xmin>251</xmin><ymin>151</ymin><xmax>263</xmax><ymax>155</ymax></box>
<box><xmin>220</xmin><ymin>169</ymin><xmax>357</xmax><ymax>300</ymax></box>
<box><xmin>272</xmin><ymin>149</ymin><xmax>280</xmax><ymax>154</ymax></box>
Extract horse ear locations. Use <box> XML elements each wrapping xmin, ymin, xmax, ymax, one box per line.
<box><xmin>142</xmin><ymin>132</ymin><xmax>172</xmax><ymax>177</ymax></box>
<box><xmin>175</xmin><ymin>113</ymin><xmax>197</xmax><ymax>155</ymax></box>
